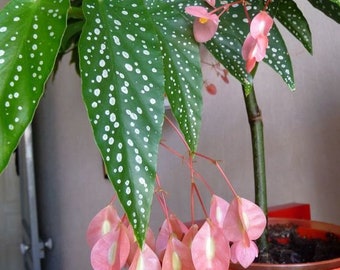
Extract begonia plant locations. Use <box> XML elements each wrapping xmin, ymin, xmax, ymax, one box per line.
<box><xmin>0</xmin><ymin>0</ymin><xmax>340</xmax><ymax>269</ymax></box>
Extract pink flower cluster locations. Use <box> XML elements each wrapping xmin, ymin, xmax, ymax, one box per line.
<box><xmin>242</xmin><ymin>11</ymin><xmax>273</xmax><ymax>73</ymax></box>
<box><xmin>185</xmin><ymin>2</ymin><xmax>273</xmax><ymax>73</ymax></box>
<box><xmin>87</xmin><ymin>195</ymin><xmax>266</xmax><ymax>269</ymax></box>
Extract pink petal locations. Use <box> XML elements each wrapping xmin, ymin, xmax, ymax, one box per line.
<box><xmin>237</xmin><ymin>197</ymin><xmax>266</xmax><ymax>240</ymax></box>
<box><xmin>250</xmin><ymin>11</ymin><xmax>273</xmax><ymax>38</ymax></box>
<box><xmin>242</xmin><ymin>34</ymin><xmax>257</xmax><ymax>60</ymax></box>
<box><xmin>90</xmin><ymin>225</ymin><xmax>130</xmax><ymax>270</ymax></box>
<box><xmin>182</xmin><ymin>224</ymin><xmax>199</xmax><ymax>248</ymax></box>
<box><xmin>185</xmin><ymin>6</ymin><xmax>209</xmax><ymax>18</ymax></box>
<box><xmin>241</xmin><ymin>34</ymin><xmax>265</xmax><ymax>73</ymax></box>
<box><xmin>193</xmin><ymin>17</ymin><xmax>219</xmax><ymax>43</ymax></box>
<box><xmin>209</xmin><ymin>195</ymin><xmax>230</xmax><ymax>228</ymax></box>
<box><xmin>230</xmin><ymin>240</ymin><xmax>259</xmax><ymax>268</ymax></box>
<box><xmin>155</xmin><ymin>215</ymin><xmax>188</xmax><ymax>258</ymax></box>
<box><xmin>162</xmin><ymin>235</ymin><xmax>195</xmax><ymax>270</ymax></box>
<box><xmin>87</xmin><ymin>204</ymin><xmax>121</xmax><ymax>248</ymax></box>
<box><xmin>128</xmin><ymin>244</ymin><xmax>161</xmax><ymax>270</ymax></box>
<box><xmin>253</xmin><ymin>35</ymin><xmax>268</xmax><ymax>61</ymax></box>
<box><xmin>205</xmin><ymin>0</ymin><xmax>216</xmax><ymax>7</ymax></box>
<box><xmin>191</xmin><ymin>221</ymin><xmax>230</xmax><ymax>270</ymax></box>
<box><xmin>245</xmin><ymin>57</ymin><xmax>257</xmax><ymax>73</ymax></box>
<box><xmin>224</xmin><ymin>197</ymin><xmax>266</xmax><ymax>242</ymax></box>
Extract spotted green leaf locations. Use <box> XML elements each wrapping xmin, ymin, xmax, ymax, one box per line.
<box><xmin>79</xmin><ymin>0</ymin><xmax>165</xmax><ymax>247</ymax></box>
<box><xmin>206</xmin><ymin>23</ymin><xmax>253</xmax><ymax>87</ymax></box>
<box><xmin>205</xmin><ymin>2</ymin><xmax>254</xmax><ymax>87</ymax></box>
<box><xmin>275</xmin><ymin>0</ymin><xmax>312</xmax><ymax>54</ymax></box>
<box><xmin>0</xmin><ymin>0</ymin><xmax>69</xmax><ymax>173</ymax></box>
<box><xmin>147</xmin><ymin>0</ymin><xmax>203</xmax><ymax>152</ymax></box>
<box><xmin>207</xmin><ymin>2</ymin><xmax>295</xmax><ymax>90</ymax></box>
<box><xmin>308</xmin><ymin>0</ymin><xmax>340</xmax><ymax>23</ymax></box>
<box><xmin>264</xmin><ymin>24</ymin><xmax>295</xmax><ymax>91</ymax></box>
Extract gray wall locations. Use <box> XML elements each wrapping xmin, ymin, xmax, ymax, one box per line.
<box><xmin>32</xmin><ymin>2</ymin><xmax>340</xmax><ymax>269</ymax></box>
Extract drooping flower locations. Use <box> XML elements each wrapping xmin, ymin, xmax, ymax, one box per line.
<box><xmin>185</xmin><ymin>6</ymin><xmax>219</xmax><ymax>42</ymax></box>
<box><xmin>128</xmin><ymin>244</ymin><xmax>161</xmax><ymax>270</ymax></box>
<box><xmin>155</xmin><ymin>214</ymin><xmax>188</xmax><ymax>260</ymax></box>
<box><xmin>191</xmin><ymin>220</ymin><xmax>231</xmax><ymax>270</ymax></box>
<box><xmin>86</xmin><ymin>203</ymin><xmax>121</xmax><ymax>248</ymax></box>
<box><xmin>162</xmin><ymin>235</ymin><xmax>195</xmax><ymax>270</ymax></box>
<box><xmin>90</xmin><ymin>224</ymin><xmax>130</xmax><ymax>270</ymax></box>
<box><xmin>126</xmin><ymin>224</ymin><xmax>156</xmax><ymax>266</ymax></box>
<box><xmin>209</xmin><ymin>194</ymin><xmax>230</xmax><ymax>228</ymax></box>
<box><xmin>223</xmin><ymin>197</ymin><xmax>266</xmax><ymax>268</ymax></box>
<box><xmin>242</xmin><ymin>11</ymin><xmax>273</xmax><ymax>73</ymax></box>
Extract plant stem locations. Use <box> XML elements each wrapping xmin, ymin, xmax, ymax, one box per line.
<box><xmin>68</xmin><ymin>7</ymin><xmax>84</xmax><ymax>19</ymax></box>
<box><xmin>242</xmin><ymin>84</ymin><xmax>269</xmax><ymax>254</ymax></box>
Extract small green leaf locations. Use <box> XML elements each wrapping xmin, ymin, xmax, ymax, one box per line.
<box><xmin>308</xmin><ymin>0</ymin><xmax>340</xmax><ymax>23</ymax></box>
<box><xmin>275</xmin><ymin>0</ymin><xmax>313</xmax><ymax>54</ymax></box>
<box><xmin>148</xmin><ymin>0</ymin><xmax>203</xmax><ymax>152</ymax></box>
<box><xmin>79</xmin><ymin>0</ymin><xmax>165</xmax><ymax>247</ymax></box>
<box><xmin>0</xmin><ymin>0</ymin><xmax>69</xmax><ymax>173</ymax></box>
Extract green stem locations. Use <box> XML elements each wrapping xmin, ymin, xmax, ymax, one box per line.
<box><xmin>242</xmin><ymin>84</ymin><xmax>268</xmax><ymax>254</ymax></box>
<box><xmin>68</xmin><ymin>6</ymin><xmax>84</xmax><ymax>19</ymax></box>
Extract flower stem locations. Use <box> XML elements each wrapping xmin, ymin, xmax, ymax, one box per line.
<box><xmin>242</xmin><ymin>83</ymin><xmax>269</xmax><ymax>254</ymax></box>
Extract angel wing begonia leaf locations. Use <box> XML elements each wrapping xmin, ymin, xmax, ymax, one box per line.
<box><xmin>0</xmin><ymin>0</ymin><xmax>69</xmax><ymax>173</ymax></box>
<box><xmin>147</xmin><ymin>0</ymin><xmax>203</xmax><ymax>152</ymax></box>
<box><xmin>79</xmin><ymin>0</ymin><xmax>164</xmax><ymax>247</ymax></box>
<box><xmin>162</xmin><ymin>235</ymin><xmax>195</xmax><ymax>270</ymax></box>
<box><xmin>90</xmin><ymin>225</ymin><xmax>130</xmax><ymax>270</ymax></box>
<box><xmin>275</xmin><ymin>0</ymin><xmax>312</xmax><ymax>54</ymax></box>
<box><xmin>87</xmin><ymin>204</ymin><xmax>121</xmax><ymax>248</ymax></box>
<box><xmin>128</xmin><ymin>244</ymin><xmax>161</xmax><ymax>270</ymax></box>
<box><xmin>308</xmin><ymin>0</ymin><xmax>340</xmax><ymax>23</ymax></box>
<box><xmin>191</xmin><ymin>220</ymin><xmax>230</xmax><ymax>270</ymax></box>
<box><xmin>263</xmin><ymin>23</ymin><xmax>295</xmax><ymax>91</ymax></box>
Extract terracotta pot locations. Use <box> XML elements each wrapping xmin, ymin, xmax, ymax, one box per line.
<box><xmin>230</xmin><ymin>218</ymin><xmax>340</xmax><ymax>270</ymax></box>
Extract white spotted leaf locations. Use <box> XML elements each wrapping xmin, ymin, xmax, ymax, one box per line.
<box><xmin>308</xmin><ymin>0</ymin><xmax>340</xmax><ymax>23</ymax></box>
<box><xmin>275</xmin><ymin>0</ymin><xmax>312</xmax><ymax>54</ymax></box>
<box><xmin>263</xmin><ymin>24</ymin><xmax>295</xmax><ymax>91</ymax></box>
<box><xmin>206</xmin><ymin>1</ymin><xmax>295</xmax><ymax>90</ymax></box>
<box><xmin>79</xmin><ymin>0</ymin><xmax>165</xmax><ymax>247</ymax></box>
<box><xmin>206</xmin><ymin>24</ymin><xmax>253</xmax><ymax>87</ymax></box>
<box><xmin>147</xmin><ymin>0</ymin><xmax>203</xmax><ymax>152</ymax></box>
<box><xmin>0</xmin><ymin>0</ymin><xmax>69</xmax><ymax>173</ymax></box>
<box><xmin>204</xmin><ymin>1</ymin><xmax>260</xmax><ymax>87</ymax></box>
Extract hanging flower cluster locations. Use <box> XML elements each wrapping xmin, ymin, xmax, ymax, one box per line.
<box><xmin>185</xmin><ymin>1</ymin><xmax>273</xmax><ymax>73</ymax></box>
<box><xmin>87</xmin><ymin>115</ymin><xmax>266</xmax><ymax>270</ymax></box>
<box><xmin>87</xmin><ymin>195</ymin><xmax>266</xmax><ymax>270</ymax></box>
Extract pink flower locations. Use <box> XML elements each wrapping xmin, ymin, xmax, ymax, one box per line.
<box><xmin>209</xmin><ymin>194</ymin><xmax>230</xmax><ymax>228</ymax></box>
<box><xmin>191</xmin><ymin>220</ymin><xmax>231</xmax><ymax>270</ymax></box>
<box><xmin>242</xmin><ymin>11</ymin><xmax>273</xmax><ymax>73</ymax></box>
<box><xmin>223</xmin><ymin>197</ymin><xmax>266</xmax><ymax>268</ymax></box>
<box><xmin>185</xmin><ymin>6</ymin><xmax>219</xmax><ymax>42</ymax></box>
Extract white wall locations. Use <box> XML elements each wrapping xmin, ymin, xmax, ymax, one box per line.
<box><xmin>33</xmin><ymin>2</ymin><xmax>340</xmax><ymax>269</ymax></box>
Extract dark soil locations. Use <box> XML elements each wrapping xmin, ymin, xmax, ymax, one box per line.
<box><xmin>255</xmin><ymin>223</ymin><xmax>340</xmax><ymax>264</ymax></box>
